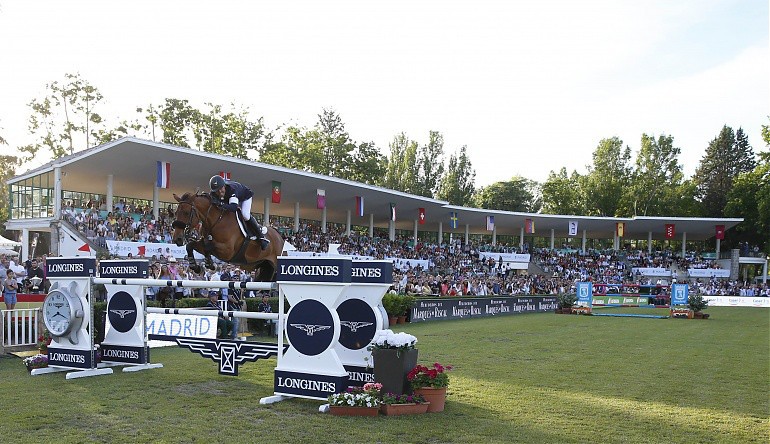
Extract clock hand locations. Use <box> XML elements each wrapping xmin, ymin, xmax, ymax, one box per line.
<box><xmin>53</xmin><ymin>312</ymin><xmax>65</xmax><ymax>319</ymax></box>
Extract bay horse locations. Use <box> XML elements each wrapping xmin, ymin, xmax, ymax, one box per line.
<box><xmin>171</xmin><ymin>191</ymin><xmax>284</xmax><ymax>281</ymax></box>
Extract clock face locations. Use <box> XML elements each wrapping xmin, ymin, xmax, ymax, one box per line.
<box><xmin>44</xmin><ymin>290</ymin><xmax>72</xmax><ymax>336</ymax></box>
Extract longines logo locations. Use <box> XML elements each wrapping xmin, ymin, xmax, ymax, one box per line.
<box><xmin>48</xmin><ymin>263</ymin><xmax>85</xmax><ymax>273</ymax></box>
<box><xmin>279</xmin><ymin>264</ymin><xmax>340</xmax><ymax>276</ymax></box>
<box><xmin>174</xmin><ymin>338</ymin><xmax>282</xmax><ymax>376</ymax></box>
<box><xmin>340</xmin><ymin>321</ymin><xmax>373</xmax><ymax>332</ymax></box>
<box><xmin>290</xmin><ymin>324</ymin><xmax>331</xmax><ymax>336</ymax></box>
<box><xmin>108</xmin><ymin>291</ymin><xmax>138</xmax><ymax>333</ymax></box>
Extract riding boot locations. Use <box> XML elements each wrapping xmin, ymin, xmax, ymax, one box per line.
<box><xmin>247</xmin><ymin>218</ymin><xmax>270</xmax><ymax>249</ymax></box>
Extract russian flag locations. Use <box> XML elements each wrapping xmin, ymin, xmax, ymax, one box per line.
<box><xmin>156</xmin><ymin>161</ymin><xmax>171</xmax><ymax>189</ymax></box>
<box><xmin>355</xmin><ymin>196</ymin><xmax>364</xmax><ymax>217</ymax></box>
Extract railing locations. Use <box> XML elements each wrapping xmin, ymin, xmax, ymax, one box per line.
<box><xmin>1</xmin><ymin>308</ymin><xmax>40</xmax><ymax>348</ymax></box>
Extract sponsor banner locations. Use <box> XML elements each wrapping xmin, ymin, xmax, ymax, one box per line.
<box><xmin>145</xmin><ymin>313</ymin><xmax>217</xmax><ymax>340</ymax></box>
<box><xmin>632</xmin><ymin>267</ymin><xmax>671</xmax><ymax>277</ymax></box>
<box><xmin>45</xmin><ymin>257</ymin><xmax>97</xmax><ymax>278</ymax></box>
<box><xmin>344</xmin><ymin>365</ymin><xmax>375</xmax><ymax>387</ymax></box>
<box><xmin>702</xmin><ymin>296</ymin><xmax>770</xmax><ymax>308</ymax></box>
<box><xmin>478</xmin><ymin>252</ymin><xmax>531</xmax><ymax>263</ymax></box>
<box><xmin>47</xmin><ymin>346</ymin><xmax>92</xmax><ymax>369</ymax></box>
<box><xmin>351</xmin><ymin>261</ymin><xmax>393</xmax><ymax>284</ymax></box>
<box><xmin>99</xmin><ymin>260</ymin><xmax>149</xmax><ymax>278</ymax></box>
<box><xmin>409</xmin><ymin>296</ymin><xmax>558</xmax><ymax>323</ymax></box>
<box><xmin>688</xmin><ymin>269</ymin><xmax>730</xmax><ymax>278</ymax></box>
<box><xmin>277</xmin><ymin>258</ymin><xmax>351</xmax><ymax>283</ymax></box>
<box><xmin>671</xmin><ymin>284</ymin><xmax>689</xmax><ymax>305</ymax></box>
<box><xmin>105</xmin><ymin>240</ymin><xmax>205</xmax><ymax>260</ymax></box>
<box><xmin>591</xmin><ymin>296</ymin><xmax>650</xmax><ymax>306</ymax></box>
<box><xmin>101</xmin><ymin>344</ymin><xmax>148</xmax><ymax>364</ymax></box>
<box><xmin>274</xmin><ymin>370</ymin><xmax>348</xmax><ymax>400</ymax></box>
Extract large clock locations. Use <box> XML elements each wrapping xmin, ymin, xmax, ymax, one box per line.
<box><xmin>43</xmin><ymin>282</ymin><xmax>85</xmax><ymax>344</ymax></box>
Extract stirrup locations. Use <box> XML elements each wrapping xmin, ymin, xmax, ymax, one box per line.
<box><xmin>260</xmin><ymin>237</ymin><xmax>270</xmax><ymax>249</ymax></box>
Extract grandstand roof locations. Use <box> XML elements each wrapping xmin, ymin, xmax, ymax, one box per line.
<box><xmin>8</xmin><ymin>137</ymin><xmax>742</xmax><ymax>241</ymax></box>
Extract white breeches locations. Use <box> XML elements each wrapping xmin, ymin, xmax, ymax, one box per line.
<box><xmin>238</xmin><ymin>197</ymin><xmax>252</xmax><ymax>220</ymax></box>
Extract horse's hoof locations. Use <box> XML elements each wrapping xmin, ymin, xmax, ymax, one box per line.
<box><xmin>205</xmin><ymin>263</ymin><xmax>216</xmax><ymax>270</ymax></box>
<box><xmin>190</xmin><ymin>264</ymin><xmax>201</xmax><ymax>273</ymax></box>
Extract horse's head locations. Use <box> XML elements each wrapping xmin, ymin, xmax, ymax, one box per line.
<box><xmin>172</xmin><ymin>192</ymin><xmax>209</xmax><ymax>246</ymax></box>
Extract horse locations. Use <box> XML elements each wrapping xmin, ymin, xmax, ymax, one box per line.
<box><xmin>171</xmin><ymin>191</ymin><xmax>284</xmax><ymax>281</ymax></box>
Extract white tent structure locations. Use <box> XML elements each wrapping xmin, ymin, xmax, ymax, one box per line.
<box><xmin>0</xmin><ymin>235</ymin><xmax>22</xmax><ymax>248</ymax></box>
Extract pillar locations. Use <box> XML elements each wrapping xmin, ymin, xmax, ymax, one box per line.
<box><xmin>21</xmin><ymin>228</ymin><xmax>29</xmax><ymax>262</ymax></box>
<box><xmin>492</xmin><ymin>226</ymin><xmax>497</xmax><ymax>246</ymax></box>
<box><xmin>152</xmin><ymin>184</ymin><xmax>159</xmax><ymax>221</ymax></box>
<box><xmin>369</xmin><ymin>213</ymin><xmax>374</xmax><ymax>238</ymax></box>
<box><xmin>464</xmin><ymin>224</ymin><xmax>469</xmax><ymax>245</ymax></box>
<box><xmin>581</xmin><ymin>229</ymin><xmax>586</xmax><ymax>254</ymax></box>
<box><xmin>294</xmin><ymin>202</ymin><xmax>300</xmax><ymax>233</ymax></box>
<box><xmin>388</xmin><ymin>220</ymin><xmax>395</xmax><ymax>241</ymax></box>
<box><xmin>321</xmin><ymin>206</ymin><xmax>327</xmax><ymax>234</ymax></box>
<box><xmin>681</xmin><ymin>231</ymin><xmax>687</xmax><ymax>258</ymax></box>
<box><xmin>762</xmin><ymin>260</ymin><xmax>767</xmax><ymax>284</ymax></box>
<box><xmin>519</xmin><ymin>227</ymin><xmax>524</xmax><ymax>250</ymax></box>
<box><xmin>263</xmin><ymin>197</ymin><xmax>270</xmax><ymax>224</ymax></box>
<box><xmin>106</xmin><ymin>174</ymin><xmax>114</xmax><ymax>214</ymax></box>
<box><xmin>438</xmin><ymin>222</ymin><xmax>443</xmax><ymax>245</ymax></box>
<box><xmin>550</xmin><ymin>229</ymin><xmax>555</xmax><ymax>250</ymax></box>
<box><xmin>716</xmin><ymin>238</ymin><xmax>721</xmax><ymax>258</ymax></box>
<box><xmin>413</xmin><ymin>220</ymin><xmax>418</xmax><ymax>244</ymax></box>
<box><xmin>346</xmin><ymin>210</ymin><xmax>351</xmax><ymax>236</ymax></box>
<box><xmin>647</xmin><ymin>232</ymin><xmax>653</xmax><ymax>255</ymax></box>
<box><xmin>54</xmin><ymin>167</ymin><xmax>63</xmax><ymax>220</ymax></box>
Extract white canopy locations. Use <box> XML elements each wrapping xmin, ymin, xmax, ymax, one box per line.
<box><xmin>0</xmin><ymin>235</ymin><xmax>22</xmax><ymax>248</ymax></box>
<box><xmin>0</xmin><ymin>247</ymin><xmax>20</xmax><ymax>256</ymax></box>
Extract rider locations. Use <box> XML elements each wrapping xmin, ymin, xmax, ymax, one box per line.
<box><xmin>209</xmin><ymin>175</ymin><xmax>270</xmax><ymax>250</ymax></box>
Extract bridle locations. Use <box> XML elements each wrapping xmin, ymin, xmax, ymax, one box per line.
<box><xmin>172</xmin><ymin>194</ymin><xmax>226</xmax><ymax>244</ymax></box>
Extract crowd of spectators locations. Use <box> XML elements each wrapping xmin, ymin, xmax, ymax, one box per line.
<box><xmin>4</xmin><ymin>201</ymin><xmax>767</xmax><ymax>300</ymax></box>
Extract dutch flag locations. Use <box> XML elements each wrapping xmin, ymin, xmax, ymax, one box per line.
<box><xmin>156</xmin><ymin>161</ymin><xmax>171</xmax><ymax>189</ymax></box>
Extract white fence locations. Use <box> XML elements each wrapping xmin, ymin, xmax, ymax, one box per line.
<box><xmin>1</xmin><ymin>309</ymin><xmax>40</xmax><ymax>348</ymax></box>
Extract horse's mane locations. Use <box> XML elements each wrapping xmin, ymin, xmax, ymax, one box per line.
<box><xmin>179</xmin><ymin>190</ymin><xmax>212</xmax><ymax>203</ymax></box>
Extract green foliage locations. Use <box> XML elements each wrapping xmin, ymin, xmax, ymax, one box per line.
<box><xmin>382</xmin><ymin>293</ymin><xmax>401</xmax><ymax>316</ymax></box>
<box><xmin>474</xmin><ymin>175</ymin><xmax>541</xmax><ymax>212</ymax></box>
<box><xmin>557</xmin><ymin>292</ymin><xmax>576</xmax><ymax>309</ymax></box>
<box><xmin>400</xmin><ymin>295</ymin><xmax>416</xmax><ymax>316</ymax></box>
<box><xmin>687</xmin><ymin>293</ymin><xmax>709</xmax><ymax>312</ymax></box>
<box><xmin>436</xmin><ymin>145</ymin><xmax>476</xmax><ymax>205</ymax></box>
<box><xmin>583</xmin><ymin>137</ymin><xmax>631</xmax><ymax>216</ymax></box>
<box><xmin>541</xmin><ymin>167</ymin><xmax>585</xmax><ymax>215</ymax></box>
<box><xmin>624</xmin><ymin>133</ymin><xmax>685</xmax><ymax>216</ymax></box>
<box><xmin>695</xmin><ymin>125</ymin><xmax>757</xmax><ymax>217</ymax></box>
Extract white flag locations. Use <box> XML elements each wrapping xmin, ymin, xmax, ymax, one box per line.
<box><xmin>568</xmin><ymin>220</ymin><xmax>578</xmax><ymax>236</ymax></box>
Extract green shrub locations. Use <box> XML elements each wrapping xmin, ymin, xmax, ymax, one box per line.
<box><xmin>688</xmin><ymin>294</ymin><xmax>709</xmax><ymax>312</ymax></box>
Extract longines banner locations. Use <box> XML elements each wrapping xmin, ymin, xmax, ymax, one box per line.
<box><xmin>410</xmin><ymin>296</ymin><xmax>558</xmax><ymax>323</ymax></box>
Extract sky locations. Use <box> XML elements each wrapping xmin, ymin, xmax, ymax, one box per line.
<box><xmin>0</xmin><ymin>0</ymin><xmax>767</xmax><ymax>187</ymax></box>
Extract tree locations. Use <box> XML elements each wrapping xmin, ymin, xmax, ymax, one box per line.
<box><xmin>382</xmin><ymin>133</ymin><xmax>420</xmax><ymax>193</ymax></box>
<box><xmin>416</xmin><ymin>131</ymin><xmax>445</xmax><ymax>197</ymax></box>
<box><xmin>0</xmin><ymin>125</ymin><xmax>18</xmax><ymax>228</ymax></box>
<box><xmin>540</xmin><ymin>167</ymin><xmax>585</xmax><ymax>215</ymax></box>
<box><xmin>624</xmin><ymin>133</ymin><xmax>684</xmax><ymax>216</ymax></box>
<box><xmin>583</xmin><ymin>137</ymin><xmax>631</xmax><ymax>216</ymax></box>
<box><xmin>158</xmin><ymin>98</ymin><xmax>199</xmax><ymax>148</ymax></box>
<box><xmin>346</xmin><ymin>141</ymin><xmax>386</xmax><ymax>185</ymax></box>
<box><xmin>695</xmin><ymin>125</ymin><xmax>756</xmax><ymax>217</ymax></box>
<box><xmin>259</xmin><ymin>126</ymin><xmax>309</xmax><ymax>171</ymax></box>
<box><xmin>193</xmin><ymin>103</ymin><xmax>266</xmax><ymax>159</ymax></box>
<box><xmin>19</xmin><ymin>73</ymin><xmax>106</xmax><ymax>163</ymax></box>
<box><xmin>474</xmin><ymin>176</ymin><xmax>541</xmax><ymax>212</ymax></box>
<box><xmin>437</xmin><ymin>146</ymin><xmax>475</xmax><ymax>206</ymax></box>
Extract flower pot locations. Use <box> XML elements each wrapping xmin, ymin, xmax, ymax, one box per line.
<box><xmin>397</xmin><ymin>315</ymin><xmax>407</xmax><ymax>324</ymax></box>
<box><xmin>694</xmin><ymin>311</ymin><xmax>704</xmax><ymax>319</ymax></box>
<box><xmin>329</xmin><ymin>405</ymin><xmax>380</xmax><ymax>417</ymax></box>
<box><xmin>38</xmin><ymin>349</ymin><xmax>48</xmax><ymax>355</ymax></box>
<box><xmin>372</xmin><ymin>348</ymin><xmax>418</xmax><ymax>396</ymax></box>
<box><xmin>387</xmin><ymin>316</ymin><xmax>398</xmax><ymax>326</ymax></box>
<box><xmin>414</xmin><ymin>387</ymin><xmax>447</xmax><ymax>412</ymax></box>
<box><xmin>380</xmin><ymin>402</ymin><xmax>430</xmax><ymax>416</ymax></box>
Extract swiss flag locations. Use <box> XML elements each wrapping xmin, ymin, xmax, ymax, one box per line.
<box><xmin>418</xmin><ymin>208</ymin><xmax>426</xmax><ymax>225</ymax></box>
<box><xmin>665</xmin><ymin>224</ymin><xmax>675</xmax><ymax>239</ymax></box>
<box><xmin>138</xmin><ymin>245</ymin><xmax>146</xmax><ymax>256</ymax></box>
<box><xmin>715</xmin><ymin>225</ymin><xmax>725</xmax><ymax>240</ymax></box>
<box><xmin>78</xmin><ymin>243</ymin><xmax>91</xmax><ymax>253</ymax></box>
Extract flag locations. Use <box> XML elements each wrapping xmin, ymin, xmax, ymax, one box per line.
<box><xmin>137</xmin><ymin>245</ymin><xmax>146</xmax><ymax>256</ymax></box>
<box><xmin>156</xmin><ymin>161</ymin><xmax>170</xmax><ymax>189</ymax></box>
<box><xmin>218</xmin><ymin>171</ymin><xmax>231</xmax><ymax>180</ymax></box>
<box><xmin>486</xmin><ymin>215</ymin><xmax>495</xmax><ymax>231</ymax></box>
<box><xmin>715</xmin><ymin>225</ymin><xmax>725</xmax><ymax>240</ymax></box>
<box><xmin>271</xmin><ymin>181</ymin><xmax>281</xmax><ymax>204</ymax></box>
<box><xmin>525</xmin><ymin>218</ymin><xmax>535</xmax><ymax>234</ymax></box>
<box><xmin>317</xmin><ymin>189</ymin><xmax>326</xmax><ymax>209</ymax></box>
<box><xmin>616</xmin><ymin>222</ymin><xmax>625</xmax><ymax>237</ymax></box>
<box><xmin>390</xmin><ymin>203</ymin><xmax>396</xmax><ymax>221</ymax></box>
<box><xmin>568</xmin><ymin>220</ymin><xmax>578</xmax><ymax>236</ymax></box>
<box><xmin>355</xmin><ymin>196</ymin><xmax>364</xmax><ymax>217</ymax></box>
<box><xmin>78</xmin><ymin>243</ymin><xmax>91</xmax><ymax>253</ymax></box>
<box><xmin>665</xmin><ymin>223</ymin><xmax>675</xmax><ymax>239</ymax></box>
<box><xmin>449</xmin><ymin>211</ymin><xmax>459</xmax><ymax>229</ymax></box>
<box><xmin>418</xmin><ymin>208</ymin><xmax>426</xmax><ymax>225</ymax></box>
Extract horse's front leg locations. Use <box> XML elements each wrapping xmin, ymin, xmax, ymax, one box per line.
<box><xmin>186</xmin><ymin>242</ymin><xmax>202</xmax><ymax>273</ymax></box>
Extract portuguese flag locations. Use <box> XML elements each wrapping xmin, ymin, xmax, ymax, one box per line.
<box><xmin>272</xmin><ymin>181</ymin><xmax>281</xmax><ymax>204</ymax></box>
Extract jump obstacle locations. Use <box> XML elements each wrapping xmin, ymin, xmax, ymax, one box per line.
<box><xmin>34</xmin><ymin>256</ymin><xmax>393</xmax><ymax>407</ymax></box>
<box><xmin>574</xmin><ymin>281</ymin><xmax>672</xmax><ymax>319</ymax></box>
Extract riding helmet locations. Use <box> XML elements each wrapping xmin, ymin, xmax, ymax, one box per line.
<box><xmin>209</xmin><ymin>175</ymin><xmax>225</xmax><ymax>191</ymax></box>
